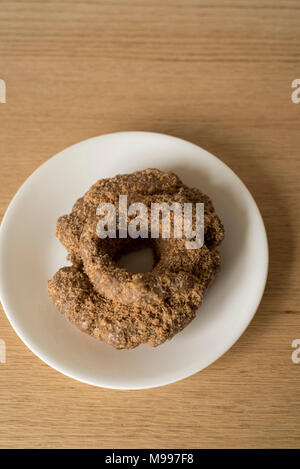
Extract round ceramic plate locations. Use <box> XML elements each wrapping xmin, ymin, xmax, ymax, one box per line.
<box><xmin>0</xmin><ymin>132</ymin><xmax>268</xmax><ymax>389</ymax></box>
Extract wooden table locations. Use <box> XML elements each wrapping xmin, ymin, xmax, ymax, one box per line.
<box><xmin>0</xmin><ymin>0</ymin><xmax>300</xmax><ymax>449</ymax></box>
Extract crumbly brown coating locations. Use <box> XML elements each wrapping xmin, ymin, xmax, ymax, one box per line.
<box><xmin>57</xmin><ymin>169</ymin><xmax>223</xmax><ymax>264</ymax></box>
<box><xmin>49</xmin><ymin>169</ymin><xmax>224</xmax><ymax>349</ymax></box>
<box><xmin>48</xmin><ymin>266</ymin><xmax>203</xmax><ymax>349</ymax></box>
<box><xmin>80</xmin><ymin>216</ymin><xmax>221</xmax><ymax>306</ymax></box>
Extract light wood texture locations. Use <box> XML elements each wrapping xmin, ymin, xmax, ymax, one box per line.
<box><xmin>0</xmin><ymin>0</ymin><xmax>300</xmax><ymax>449</ymax></box>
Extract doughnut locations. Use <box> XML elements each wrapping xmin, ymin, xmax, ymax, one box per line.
<box><xmin>49</xmin><ymin>169</ymin><xmax>224</xmax><ymax>349</ymax></box>
<box><xmin>48</xmin><ymin>266</ymin><xmax>204</xmax><ymax>349</ymax></box>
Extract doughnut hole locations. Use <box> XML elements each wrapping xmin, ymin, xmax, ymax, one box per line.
<box><xmin>98</xmin><ymin>236</ymin><xmax>159</xmax><ymax>274</ymax></box>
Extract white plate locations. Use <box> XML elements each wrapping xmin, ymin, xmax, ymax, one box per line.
<box><xmin>0</xmin><ymin>132</ymin><xmax>268</xmax><ymax>389</ymax></box>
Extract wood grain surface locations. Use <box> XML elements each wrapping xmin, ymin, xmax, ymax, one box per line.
<box><xmin>0</xmin><ymin>0</ymin><xmax>300</xmax><ymax>449</ymax></box>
